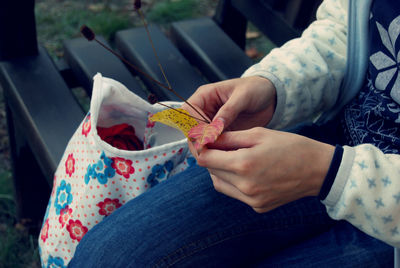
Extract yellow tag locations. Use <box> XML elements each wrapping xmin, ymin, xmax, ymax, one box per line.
<box><xmin>150</xmin><ymin>108</ymin><xmax>199</xmax><ymax>137</ymax></box>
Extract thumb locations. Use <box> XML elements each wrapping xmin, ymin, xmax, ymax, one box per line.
<box><xmin>213</xmin><ymin>93</ymin><xmax>247</xmax><ymax>129</ymax></box>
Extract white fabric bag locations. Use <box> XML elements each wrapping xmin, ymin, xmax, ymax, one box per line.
<box><xmin>38</xmin><ymin>73</ymin><xmax>195</xmax><ymax>267</ymax></box>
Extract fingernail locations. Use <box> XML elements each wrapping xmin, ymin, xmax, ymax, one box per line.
<box><xmin>215</xmin><ymin>117</ymin><xmax>225</xmax><ymax>123</ymax></box>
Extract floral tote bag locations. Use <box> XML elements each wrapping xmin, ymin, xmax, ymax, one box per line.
<box><xmin>38</xmin><ymin>73</ymin><xmax>196</xmax><ymax>267</ymax></box>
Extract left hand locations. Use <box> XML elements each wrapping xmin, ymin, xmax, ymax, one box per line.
<box><xmin>189</xmin><ymin>127</ymin><xmax>335</xmax><ymax>213</ymax></box>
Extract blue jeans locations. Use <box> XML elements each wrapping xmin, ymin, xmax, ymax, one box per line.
<box><xmin>69</xmin><ymin>164</ymin><xmax>392</xmax><ymax>267</ymax></box>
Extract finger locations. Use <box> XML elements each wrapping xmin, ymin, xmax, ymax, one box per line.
<box><xmin>209</xmin><ymin>173</ymin><xmax>252</xmax><ymax>205</ymax></box>
<box><xmin>213</xmin><ymin>90</ymin><xmax>248</xmax><ymax>129</ymax></box>
<box><xmin>182</xmin><ymin>87</ymin><xmax>207</xmax><ymax>111</ymax></box>
<box><xmin>196</xmin><ymin>146</ymin><xmax>240</xmax><ymax>170</ymax></box>
<box><xmin>180</xmin><ymin>102</ymin><xmax>211</xmax><ymax>124</ymax></box>
<box><xmin>210</xmin><ymin>172</ymin><xmax>273</xmax><ymax>212</ymax></box>
<box><xmin>187</xmin><ymin>139</ymin><xmax>199</xmax><ymax>159</ymax></box>
<box><xmin>253</xmin><ymin>203</ymin><xmax>281</xmax><ymax>214</ymax></box>
<box><xmin>209</xmin><ymin>165</ymin><xmax>283</xmax><ymax>214</ymax></box>
<box><xmin>206</xmin><ymin>130</ymin><xmax>258</xmax><ymax>150</ymax></box>
<box><xmin>183</xmin><ymin>83</ymin><xmax>223</xmax><ymax>119</ymax></box>
<box><xmin>197</xmin><ymin>130</ymin><xmax>258</xmax><ymax>170</ymax></box>
<box><xmin>207</xmin><ymin>165</ymin><xmax>242</xmax><ymax>186</ymax></box>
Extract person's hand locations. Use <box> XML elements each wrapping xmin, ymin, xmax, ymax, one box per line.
<box><xmin>189</xmin><ymin>127</ymin><xmax>335</xmax><ymax>213</ymax></box>
<box><xmin>182</xmin><ymin>76</ymin><xmax>276</xmax><ymax>131</ymax></box>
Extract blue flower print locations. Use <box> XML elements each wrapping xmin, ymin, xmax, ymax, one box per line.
<box><xmin>84</xmin><ymin>164</ymin><xmax>94</xmax><ymax>184</ymax></box>
<box><xmin>47</xmin><ymin>255</ymin><xmax>66</xmax><ymax>268</ymax></box>
<box><xmin>147</xmin><ymin>160</ymin><xmax>175</xmax><ymax>187</ymax></box>
<box><xmin>54</xmin><ymin>180</ymin><xmax>73</xmax><ymax>215</ymax></box>
<box><xmin>186</xmin><ymin>157</ymin><xmax>197</xmax><ymax>167</ymax></box>
<box><xmin>84</xmin><ymin>151</ymin><xmax>115</xmax><ymax>185</ymax></box>
<box><xmin>147</xmin><ymin>173</ymin><xmax>157</xmax><ymax>187</ymax></box>
<box><xmin>164</xmin><ymin>160</ymin><xmax>174</xmax><ymax>172</ymax></box>
<box><xmin>147</xmin><ymin>164</ymin><xmax>165</xmax><ymax>187</ymax></box>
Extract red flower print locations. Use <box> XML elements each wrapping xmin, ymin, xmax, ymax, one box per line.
<box><xmin>65</xmin><ymin>153</ymin><xmax>75</xmax><ymax>177</ymax></box>
<box><xmin>40</xmin><ymin>219</ymin><xmax>49</xmax><ymax>243</ymax></box>
<box><xmin>146</xmin><ymin>117</ymin><xmax>156</xmax><ymax>128</ymax></box>
<box><xmin>66</xmin><ymin>219</ymin><xmax>88</xmax><ymax>242</ymax></box>
<box><xmin>112</xmin><ymin>157</ymin><xmax>135</xmax><ymax>178</ymax></box>
<box><xmin>82</xmin><ymin>114</ymin><xmax>91</xmax><ymax>137</ymax></box>
<box><xmin>96</xmin><ymin>198</ymin><xmax>122</xmax><ymax>216</ymax></box>
<box><xmin>59</xmin><ymin>207</ymin><xmax>73</xmax><ymax>227</ymax></box>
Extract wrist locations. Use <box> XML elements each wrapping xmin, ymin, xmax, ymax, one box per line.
<box><xmin>255</xmin><ymin>76</ymin><xmax>277</xmax><ymax>113</ymax></box>
<box><xmin>308</xmin><ymin>141</ymin><xmax>336</xmax><ymax>197</ymax></box>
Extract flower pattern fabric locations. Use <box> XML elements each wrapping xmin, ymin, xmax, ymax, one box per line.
<box><xmin>41</xmin><ymin>219</ymin><xmax>49</xmax><ymax>243</ymax></box>
<box><xmin>84</xmin><ymin>152</ymin><xmax>116</xmax><ymax>185</ymax></box>
<box><xmin>65</xmin><ymin>154</ymin><xmax>75</xmax><ymax>177</ymax></box>
<box><xmin>147</xmin><ymin>160</ymin><xmax>174</xmax><ymax>187</ymax></box>
<box><xmin>54</xmin><ymin>180</ymin><xmax>73</xmax><ymax>215</ymax></box>
<box><xmin>39</xmin><ymin>74</ymin><xmax>195</xmax><ymax>267</ymax></box>
<box><xmin>59</xmin><ymin>207</ymin><xmax>73</xmax><ymax>227</ymax></box>
<box><xmin>66</xmin><ymin>219</ymin><xmax>88</xmax><ymax>242</ymax></box>
<box><xmin>111</xmin><ymin>157</ymin><xmax>135</xmax><ymax>178</ymax></box>
<box><xmin>97</xmin><ymin>198</ymin><xmax>122</xmax><ymax>216</ymax></box>
<box><xmin>81</xmin><ymin>113</ymin><xmax>91</xmax><ymax>137</ymax></box>
<box><xmin>47</xmin><ymin>255</ymin><xmax>66</xmax><ymax>268</ymax></box>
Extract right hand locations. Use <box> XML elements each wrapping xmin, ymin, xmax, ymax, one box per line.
<box><xmin>182</xmin><ymin>76</ymin><xmax>277</xmax><ymax>131</ymax></box>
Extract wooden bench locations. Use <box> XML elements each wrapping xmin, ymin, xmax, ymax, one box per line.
<box><xmin>0</xmin><ymin>0</ymin><xmax>320</xmax><ymax>229</ymax></box>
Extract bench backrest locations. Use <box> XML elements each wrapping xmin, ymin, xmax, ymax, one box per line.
<box><xmin>0</xmin><ymin>0</ymin><xmax>38</xmax><ymax>60</ymax></box>
<box><xmin>214</xmin><ymin>0</ymin><xmax>322</xmax><ymax>48</ymax></box>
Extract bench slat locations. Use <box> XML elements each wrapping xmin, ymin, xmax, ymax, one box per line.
<box><xmin>115</xmin><ymin>26</ymin><xmax>207</xmax><ymax>101</ymax></box>
<box><xmin>63</xmin><ymin>37</ymin><xmax>148</xmax><ymax>99</ymax></box>
<box><xmin>171</xmin><ymin>17</ymin><xmax>253</xmax><ymax>82</ymax></box>
<box><xmin>230</xmin><ymin>0</ymin><xmax>300</xmax><ymax>47</ymax></box>
<box><xmin>0</xmin><ymin>46</ymin><xmax>85</xmax><ymax>181</ymax></box>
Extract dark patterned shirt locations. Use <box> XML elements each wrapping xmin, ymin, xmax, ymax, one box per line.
<box><xmin>342</xmin><ymin>0</ymin><xmax>400</xmax><ymax>154</ymax></box>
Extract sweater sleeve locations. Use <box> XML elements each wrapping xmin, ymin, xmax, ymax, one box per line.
<box><xmin>242</xmin><ymin>0</ymin><xmax>348</xmax><ymax>129</ymax></box>
<box><xmin>322</xmin><ymin>144</ymin><xmax>400</xmax><ymax>248</ymax></box>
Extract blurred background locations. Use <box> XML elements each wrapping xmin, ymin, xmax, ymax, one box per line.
<box><xmin>0</xmin><ymin>0</ymin><xmax>274</xmax><ymax>267</ymax></box>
